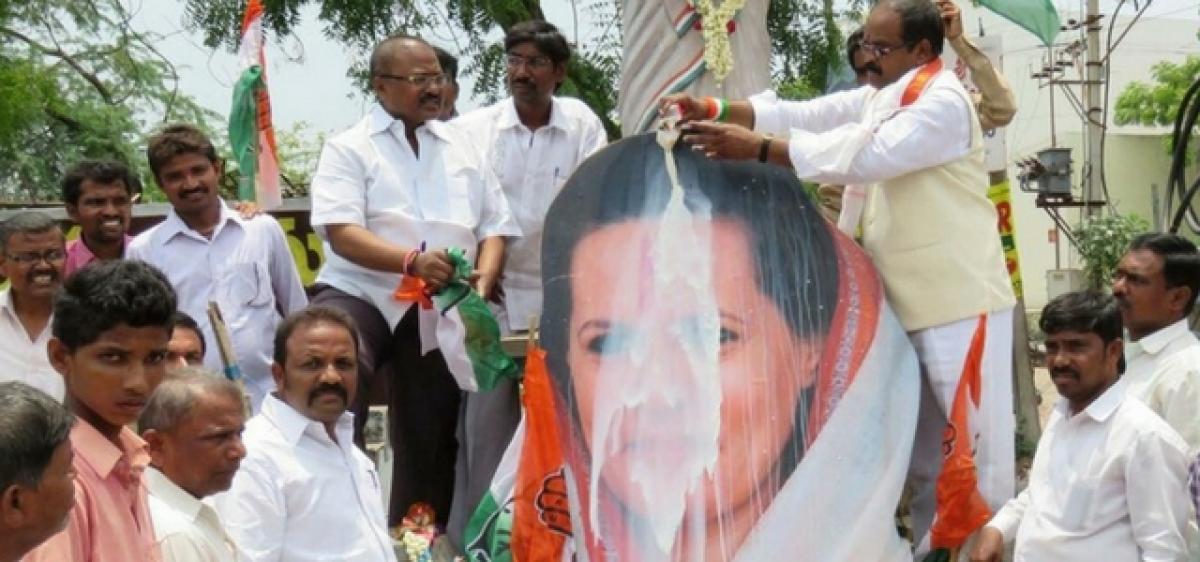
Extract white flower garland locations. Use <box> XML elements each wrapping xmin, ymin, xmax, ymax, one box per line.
<box><xmin>694</xmin><ymin>0</ymin><xmax>746</xmax><ymax>83</ymax></box>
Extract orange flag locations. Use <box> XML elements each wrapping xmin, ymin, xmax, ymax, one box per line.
<box><xmin>510</xmin><ymin>345</ymin><xmax>571</xmax><ymax>561</ymax></box>
<box><xmin>929</xmin><ymin>315</ymin><xmax>992</xmax><ymax>550</ymax></box>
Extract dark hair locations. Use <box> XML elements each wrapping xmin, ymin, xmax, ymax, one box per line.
<box><xmin>139</xmin><ymin>368</ymin><xmax>243</xmax><ymax>433</ymax></box>
<box><xmin>1127</xmin><ymin>232</ymin><xmax>1200</xmax><ymax>315</ymax></box>
<box><xmin>1040</xmin><ymin>290</ymin><xmax>1124</xmax><ymax>344</ymax></box>
<box><xmin>53</xmin><ymin>260</ymin><xmax>177</xmax><ymax>351</ymax></box>
<box><xmin>0</xmin><ymin>211</ymin><xmax>60</xmax><ymax>254</ymax></box>
<box><xmin>504</xmin><ymin>20</ymin><xmax>570</xmax><ymax>65</ymax></box>
<box><xmin>61</xmin><ymin>159</ymin><xmax>140</xmax><ymax>206</ymax></box>
<box><xmin>146</xmin><ymin>124</ymin><xmax>219</xmax><ymax>182</ymax></box>
<box><xmin>847</xmin><ymin>28</ymin><xmax>865</xmax><ymax>72</ymax></box>
<box><xmin>540</xmin><ymin>133</ymin><xmax>839</xmax><ymax>477</ymax></box>
<box><xmin>273</xmin><ymin>306</ymin><xmax>360</xmax><ymax>365</ymax></box>
<box><xmin>170</xmin><ymin>311</ymin><xmax>207</xmax><ymax>356</ymax></box>
<box><xmin>433</xmin><ymin>45</ymin><xmax>458</xmax><ymax>83</ymax></box>
<box><xmin>0</xmin><ymin>382</ymin><xmax>75</xmax><ymax>490</ymax></box>
<box><xmin>369</xmin><ymin>34</ymin><xmax>431</xmax><ymax>77</ymax></box>
<box><xmin>879</xmin><ymin>0</ymin><xmax>944</xmax><ymax>57</ymax></box>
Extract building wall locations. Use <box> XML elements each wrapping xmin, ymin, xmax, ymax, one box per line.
<box><xmin>956</xmin><ymin>5</ymin><xmax>1200</xmax><ymax>310</ymax></box>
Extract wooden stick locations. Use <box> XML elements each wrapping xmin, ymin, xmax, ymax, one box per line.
<box><xmin>207</xmin><ymin>301</ymin><xmax>251</xmax><ymax>414</ymax></box>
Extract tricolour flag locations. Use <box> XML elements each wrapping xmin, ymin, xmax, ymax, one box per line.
<box><xmin>463</xmin><ymin>345</ymin><xmax>570</xmax><ymax>562</ymax></box>
<box><xmin>229</xmin><ymin>0</ymin><xmax>282</xmax><ymax>209</ymax></box>
<box><xmin>978</xmin><ymin>0</ymin><xmax>1060</xmax><ymax>47</ymax></box>
<box><xmin>926</xmin><ymin>314</ymin><xmax>992</xmax><ymax>560</ymax></box>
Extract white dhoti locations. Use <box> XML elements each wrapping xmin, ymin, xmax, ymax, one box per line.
<box><xmin>908</xmin><ymin>306</ymin><xmax>1016</xmax><ymax>556</ymax></box>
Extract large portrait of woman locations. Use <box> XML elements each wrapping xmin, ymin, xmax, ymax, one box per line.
<box><xmin>538</xmin><ymin>133</ymin><xmax>921</xmax><ymax>560</ymax></box>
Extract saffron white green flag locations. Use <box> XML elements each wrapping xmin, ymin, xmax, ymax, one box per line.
<box><xmin>978</xmin><ymin>0</ymin><xmax>1060</xmax><ymax>46</ymax></box>
<box><xmin>229</xmin><ymin>0</ymin><xmax>282</xmax><ymax>209</ymax></box>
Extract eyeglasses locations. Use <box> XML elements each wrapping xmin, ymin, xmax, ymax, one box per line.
<box><xmin>375</xmin><ymin>73</ymin><xmax>448</xmax><ymax>89</ymax></box>
<box><xmin>505</xmin><ymin>53</ymin><xmax>553</xmax><ymax>70</ymax></box>
<box><xmin>858</xmin><ymin>39</ymin><xmax>913</xmax><ymax>58</ymax></box>
<box><xmin>6</xmin><ymin>249</ymin><xmax>66</xmax><ymax>265</ymax></box>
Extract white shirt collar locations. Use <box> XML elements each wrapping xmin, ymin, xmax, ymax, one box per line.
<box><xmin>367</xmin><ymin>103</ymin><xmax>450</xmax><ymax>141</ymax></box>
<box><xmin>1130</xmin><ymin>318</ymin><xmax>1192</xmax><ymax>357</ymax></box>
<box><xmin>145</xmin><ymin>466</ymin><xmax>205</xmax><ymax>522</ymax></box>
<box><xmin>1055</xmin><ymin>376</ymin><xmax>1128</xmax><ymax>423</ymax></box>
<box><xmin>259</xmin><ymin>392</ymin><xmax>355</xmax><ymax>447</ymax></box>
<box><xmin>496</xmin><ymin>96</ymin><xmax>569</xmax><ymax>133</ymax></box>
<box><xmin>161</xmin><ymin>200</ymin><xmax>241</xmax><ymax>242</ymax></box>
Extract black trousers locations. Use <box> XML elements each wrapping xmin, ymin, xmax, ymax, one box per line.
<box><xmin>311</xmin><ymin>284</ymin><xmax>461</xmax><ymax>527</ymax></box>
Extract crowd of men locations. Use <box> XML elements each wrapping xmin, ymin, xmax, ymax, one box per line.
<box><xmin>1</xmin><ymin>0</ymin><xmax>1200</xmax><ymax>560</ymax></box>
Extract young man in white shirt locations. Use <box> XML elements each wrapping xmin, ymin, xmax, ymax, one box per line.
<box><xmin>971</xmin><ymin>291</ymin><xmax>1195</xmax><ymax>562</ymax></box>
<box><xmin>128</xmin><ymin>124</ymin><xmax>308</xmax><ymax>413</ymax></box>
<box><xmin>665</xmin><ymin>0</ymin><xmax>1016</xmax><ymax>551</ymax></box>
<box><xmin>140</xmin><ymin>368</ymin><xmax>246</xmax><ymax>562</ymax></box>
<box><xmin>0</xmin><ymin>211</ymin><xmax>67</xmax><ymax>401</ymax></box>
<box><xmin>214</xmin><ymin>307</ymin><xmax>396</xmax><ymax>562</ymax></box>
<box><xmin>1112</xmin><ymin>233</ymin><xmax>1200</xmax><ymax>455</ymax></box>
<box><xmin>445</xmin><ymin>20</ymin><xmax>606</xmax><ymax>546</ymax></box>
<box><xmin>309</xmin><ymin>35</ymin><xmax>518</xmax><ymax>526</ymax></box>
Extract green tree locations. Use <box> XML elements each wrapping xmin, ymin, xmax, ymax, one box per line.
<box><xmin>182</xmin><ymin>0</ymin><xmax>863</xmax><ymax>136</ymax></box>
<box><xmin>0</xmin><ymin>0</ymin><xmax>217</xmax><ymax>202</ymax></box>
<box><xmin>1114</xmin><ymin>56</ymin><xmax>1200</xmax><ymax>131</ymax></box>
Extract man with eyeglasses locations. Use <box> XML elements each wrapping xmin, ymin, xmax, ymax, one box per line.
<box><xmin>309</xmin><ymin>34</ymin><xmax>518</xmax><ymax>528</ymax></box>
<box><xmin>0</xmin><ymin>211</ymin><xmax>67</xmax><ymax>401</ymax></box>
<box><xmin>446</xmin><ymin>19</ymin><xmax>606</xmax><ymax>548</ymax></box>
<box><xmin>666</xmin><ymin>0</ymin><xmax>1016</xmax><ymax>555</ymax></box>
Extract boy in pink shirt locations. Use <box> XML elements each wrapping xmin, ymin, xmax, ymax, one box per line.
<box><xmin>23</xmin><ymin>260</ymin><xmax>177</xmax><ymax>562</ymax></box>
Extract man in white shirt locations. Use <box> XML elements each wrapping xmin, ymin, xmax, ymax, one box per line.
<box><xmin>213</xmin><ymin>307</ymin><xmax>396</xmax><ymax>562</ymax></box>
<box><xmin>0</xmin><ymin>212</ymin><xmax>67</xmax><ymax>401</ymax></box>
<box><xmin>309</xmin><ymin>34</ymin><xmax>518</xmax><ymax>526</ymax></box>
<box><xmin>971</xmin><ymin>291</ymin><xmax>1195</xmax><ymax>562</ymax></box>
<box><xmin>139</xmin><ymin>368</ymin><xmax>247</xmax><ymax>562</ymax></box>
<box><xmin>445</xmin><ymin>20</ymin><xmax>606</xmax><ymax>546</ymax></box>
<box><xmin>666</xmin><ymin>0</ymin><xmax>1016</xmax><ymax>551</ymax></box>
<box><xmin>1112</xmin><ymin>232</ymin><xmax>1200</xmax><ymax>455</ymax></box>
<box><xmin>128</xmin><ymin>124</ymin><xmax>308</xmax><ymax>413</ymax></box>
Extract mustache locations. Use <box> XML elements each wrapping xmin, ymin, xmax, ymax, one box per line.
<box><xmin>307</xmin><ymin>382</ymin><xmax>347</xmax><ymax>406</ymax></box>
<box><xmin>863</xmin><ymin>62</ymin><xmax>882</xmax><ymax>75</ymax></box>
<box><xmin>1050</xmin><ymin>367</ymin><xmax>1079</xmax><ymax>380</ymax></box>
<box><xmin>420</xmin><ymin>93</ymin><xmax>441</xmax><ymax>105</ymax></box>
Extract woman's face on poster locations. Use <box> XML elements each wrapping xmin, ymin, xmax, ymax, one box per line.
<box><xmin>565</xmin><ymin>217</ymin><xmax>818</xmax><ymax>521</ymax></box>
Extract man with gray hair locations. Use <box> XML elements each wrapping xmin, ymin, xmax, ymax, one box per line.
<box><xmin>0</xmin><ymin>381</ymin><xmax>76</xmax><ymax>562</ymax></box>
<box><xmin>0</xmin><ymin>211</ymin><xmax>67</xmax><ymax>401</ymax></box>
<box><xmin>139</xmin><ymin>368</ymin><xmax>246</xmax><ymax>562</ymax></box>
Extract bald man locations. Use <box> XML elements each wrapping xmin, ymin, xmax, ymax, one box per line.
<box><xmin>309</xmin><ymin>34</ymin><xmax>518</xmax><ymax>526</ymax></box>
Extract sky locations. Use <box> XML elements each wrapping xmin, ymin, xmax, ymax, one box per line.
<box><xmin>131</xmin><ymin>0</ymin><xmax>1199</xmax><ymax>140</ymax></box>
<box><xmin>130</xmin><ymin>1</ymin><xmax>600</xmax><ymax>137</ymax></box>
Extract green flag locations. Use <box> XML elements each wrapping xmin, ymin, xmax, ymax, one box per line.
<box><xmin>978</xmin><ymin>0</ymin><xmax>1060</xmax><ymax>46</ymax></box>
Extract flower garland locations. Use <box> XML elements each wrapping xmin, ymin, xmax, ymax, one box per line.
<box><xmin>693</xmin><ymin>0</ymin><xmax>746</xmax><ymax>83</ymax></box>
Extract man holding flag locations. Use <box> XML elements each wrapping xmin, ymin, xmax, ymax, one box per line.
<box><xmin>666</xmin><ymin>0</ymin><xmax>1016</xmax><ymax>556</ymax></box>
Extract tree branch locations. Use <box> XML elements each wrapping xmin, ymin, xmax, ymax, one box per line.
<box><xmin>0</xmin><ymin>26</ymin><xmax>114</xmax><ymax>104</ymax></box>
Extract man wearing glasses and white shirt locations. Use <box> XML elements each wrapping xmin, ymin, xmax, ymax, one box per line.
<box><xmin>309</xmin><ymin>34</ymin><xmax>518</xmax><ymax>527</ymax></box>
<box><xmin>445</xmin><ymin>20</ymin><xmax>606</xmax><ymax>547</ymax></box>
<box><xmin>0</xmin><ymin>212</ymin><xmax>67</xmax><ymax>401</ymax></box>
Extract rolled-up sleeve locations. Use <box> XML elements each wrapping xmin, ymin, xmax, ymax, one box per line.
<box><xmin>749</xmin><ymin>88</ymin><xmax>869</xmax><ymax>136</ymax></box>
<box><xmin>310</xmin><ymin>140</ymin><xmax>367</xmax><ymax>235</ymax></box>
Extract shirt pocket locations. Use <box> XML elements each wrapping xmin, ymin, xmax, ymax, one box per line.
<box><xmin>220</xmin><ymin>262</ymin><xmax>273</xmax><ymax>310</ymax></box>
